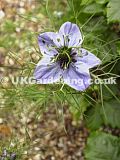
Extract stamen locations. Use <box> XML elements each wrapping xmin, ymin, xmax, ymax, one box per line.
<box><xmin>72</xmin><ymin>59</ymin><xmax>77</xmax><ymax>63</ymax></box>
<box><xmin>84</xmin><ymin>51</ymin><xmax>88</xmax><ymax>56</ymax></box>
<box><xmin>57</xmin><ymin>38</ymin><xmax>60</xmax><ymax>42</ymax></box>
<box><xmin>72</xmin><ymin>52</ymin><xmax>77</xmax><ymax>56</ymax></box>
<box><xmin>53</xmin><ymin>46</ymin><xmax>76</xmax><ymax>69</ymax></box>
<box><xmin>42</xmin><ymin>40</ymin><xmax>45</xmax><ymax>44</ymax></box>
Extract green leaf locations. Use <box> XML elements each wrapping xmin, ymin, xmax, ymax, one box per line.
<box><xmin>102</xmin><ymin>100</ymin><xmax>120</xmax><ymax>128</ymax></box>
<box><xmin>85</xmin><ymin>103</ymin><xmax>103</xmax><ymax>130</ymax></box>
<box><xmin>81</xmin><ymin>0</ymin><xmax>94</xmax><ymax>5</ymax></box>
<box><xmin>95</xmin><ymin>0</ymin><xmax>109</xmax><ymax>4</ymax></box>
<box><xmin>102</xmin><ymin>84</ymin><xmax>119</xmax><ymax>100</ymax></box>
<box><xmin>3</xmin><ymin>20</ymin><xmax>16</xmax><ymax>32</ymax></box>
<box><xmin>69</xmin><ymin>95</ymin><xmax>90</xmax><ymax>120</ymax></box>
<box><xmin>85</xmin><ymin>132</ymin><xmax>120</xmax><ymax>160</ymax></box>
<box><xmin>107</xmin><ymin>0</ymin><xmax>120</xmax><ymax>23</ymax></box>
<box><xmin>116</xmin><ymin>41</ymin><xmax>120</xmax><ymax>55</ymax></box>
<box><xmin>85</xmin><ymin>99</ymin><xmax>120</xmax><ymax>130</ymax></box>
<box><xmin>82</xmin><ymin>2</ymin><xmax>104</xmax><ymax>14</ymax></box>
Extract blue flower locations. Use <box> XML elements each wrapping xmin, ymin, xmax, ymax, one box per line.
<box><xmin>34</xmin><ymin>22</ymin><xmax>101</xmax><ymax>91</ymax></box>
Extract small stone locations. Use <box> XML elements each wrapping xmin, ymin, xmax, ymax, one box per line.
<box><xmin>19</xmin><ymin>1</ymin><xmax>24</xmax><ymax>7</ymax></box>
<box><xmin>33</xmin><ymin>154</ymin><xmax>41</xmax><ymax>160</ymax></box>
<box><xmin>34</xmin><ymin>147</ymin><xmax>40</xmax><ymax>151</ymax></box>
<box><xmin>0</xmin><ymin>118</ymin><xmax>3</xmax><ymax>124</ymax></box>
<box><xmin>18</xmin><ymin>8</ymin><xmax>26</xmax><ymax>14</ymax></box>
<box><xmin>0</xmin><ymin>10</ymin><xmax>5</xmax><ymax>19</ymax></box>
<box><xmin>8</xmin><ymin>58</ymin><xmax>14</xmax><ymax>65</ymax></box>
<box><xmin>51</xmin><ymin>156</ymin><xmax>55</xmax><ymax>160</ymax></box>
<box><xmin>16</xmin><ymin>27</ymin><xmax>21</xmax><ymax>33</ymax></box>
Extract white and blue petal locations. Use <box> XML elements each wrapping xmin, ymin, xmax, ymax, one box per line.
<box><xmin>63</xmin><ymin>63</ymin><xmax>91</xmax><ymax>91</ymax></box>
<box><xmin>34</xmin><ymin>56</ymin><xmax>62</xmax><ymax>84</ymax></box>
<box><xmin>38</xmin><ymin>32</ymin><xmax>59</xmax><ymax>56</ymax></box>
<box><xmin>76</xmin><ymin>48</ymin><xmax>101</xmax><ymax>68</ymax></box>
<box><xmin>59</xmin><ymin>22</ymin><xmax>83</xmax><ymax>48</ymax></box>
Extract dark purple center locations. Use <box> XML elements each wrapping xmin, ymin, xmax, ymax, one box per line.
<box><xmin>55</xmin><ymin>47</ymin><xmax>77</xmax><ymax>69</ymax></box>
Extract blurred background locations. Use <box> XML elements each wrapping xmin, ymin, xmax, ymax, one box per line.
<box><xmin>0</xmin><ymin>0</ymin><xmax>120</xmax><ymax>160</ymax></box>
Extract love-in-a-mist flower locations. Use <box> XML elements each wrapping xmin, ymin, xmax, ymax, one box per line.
<box><xmin>34</xmin><ymin>22</ymin><xmax>101</xmax><ymax>91</ymax></box>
